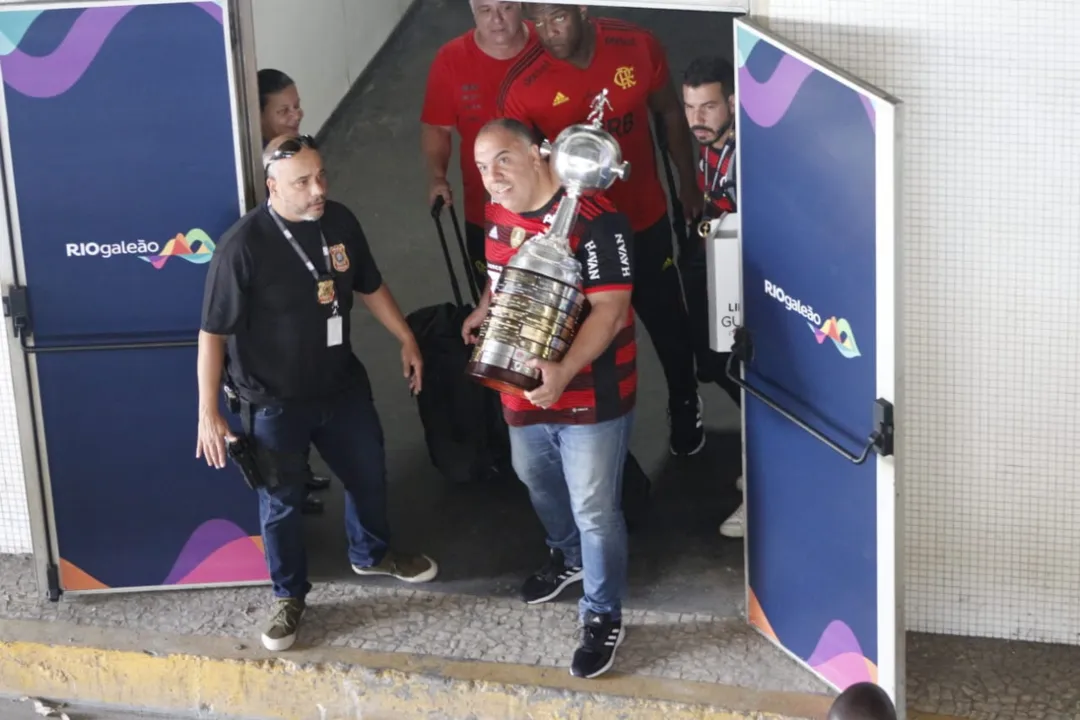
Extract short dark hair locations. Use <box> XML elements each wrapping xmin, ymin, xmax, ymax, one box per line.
<box><xmin>827</xmin><ymin>683</ymin><xmax>897</xmax><ymax>720</ymax></box>
<box><xmin>683</xmin><ymin>56</ymin><xmax>735</xmax><ymax>100</ymax></box>
<box><xmin>257</xmin><ymin>69</ymin><xmax>295</xmax><ymax>111</ymax></box>
<box><xmin>478</xmin><ymin>117</ymin><xmax>539</xmax><ymax>147</ymax></box>
<box><xmin>526</xmin><ymin>3</ymin><xmax>567</xmax><ymax>16</ymax></box>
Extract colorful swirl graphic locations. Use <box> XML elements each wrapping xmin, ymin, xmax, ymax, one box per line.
<box><xmin>0</xmin><ymin>1</ymin><xmax>223</xmax><ymax>98</ymax></box>
<box><xmin>140</xmin><ymin>228</ymin><xmax>217</xmax><ymax>269</ymax></box>
<box><xmin>736</xmin><ymin>25</ymin><xmax>875</xmax><ymax>130</ymax></box>
<box><xmin>750</xmin><ymin>589</ymin><xmax>878</xmax><ymax>689</ymax></box>
<box><xmin>59</xmin><ymin>518</ymin><xmax>268</xmax><ymax>590</ymax></box>
<box><xmin>810</xmin><ymin>316</ymin><xmax>861</xmax><ymax>359</ymax></box>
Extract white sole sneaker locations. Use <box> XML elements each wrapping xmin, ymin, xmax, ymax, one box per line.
<box><xmin>261</xmin><ymin>630</ymin><xmax>298</xmax><ymax>652</ymax></box>
<box><xmin>719</xmin><ymin>502</ymin><xmax>745</xmax><ymax>539</ymax></box>
<box><xmin>571</xmin><ymin>623</ymin><xmax>626</xmax><ymax>679</ymax></box>
<box><xmin>525</xmin><ymin>568</ymin><xmax>584</xmax><ymax>605</ymax></box>
<box><xmin>352</xmin><ymin>555</ymin><xmax>440</xmax><ymax>583</ymax></box>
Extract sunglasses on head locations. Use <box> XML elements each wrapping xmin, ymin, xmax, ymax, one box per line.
<box><xmin>264</xmin><ymin>134</ymin><xmax>318</xmax><ymax>170</ymax></box>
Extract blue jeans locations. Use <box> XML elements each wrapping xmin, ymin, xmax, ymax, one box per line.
<box><xmin>509</xmin><ymin>411</ymin><xmax>634</xmax><ymax>620</ymax></box>
<box><xmin>250</xmin><ymin>383</ymin><xmax>390</xmax><ymax>600</ymax></box>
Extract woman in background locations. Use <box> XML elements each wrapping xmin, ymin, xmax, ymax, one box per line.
<box><xmin>258</xmin><ymin>69</ymin><xmax>304</xmax><ymax>144</ymax></box>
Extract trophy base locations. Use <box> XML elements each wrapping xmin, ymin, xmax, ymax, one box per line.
<box><xmin>465</xmin><ymin>361</ymin><xmax>541</xmax><ymax>399</ymax></box>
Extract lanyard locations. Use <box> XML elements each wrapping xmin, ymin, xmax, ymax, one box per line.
<box><xmin>267</xmin><ymin>203</ymin><xmax>339</xmax><ymax>317</ymax></box>
<box><xmin>704</xmin><ymin>140</ymin><xmax>734</xmax><ymax>196</ymax></box>
<box><xmin>703</xmin><ymin>136</ymin><xmax>736</xmax><ymax>211</ymax></box>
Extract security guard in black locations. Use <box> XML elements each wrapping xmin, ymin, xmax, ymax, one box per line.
<box><xmin>195</xmin><ymin>136</ymin><xmax>436</xmax><ymax>656</ymax></box>
<box><xmin>201</xmin><ymin>198</ymin><xmax>382</xmax><ymax>405</ymax></box>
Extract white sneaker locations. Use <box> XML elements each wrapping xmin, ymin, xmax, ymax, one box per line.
<box><xmin>719</xmin><ymin>501</ymin><xmax>745</xmax><ymax>538</ymax></box>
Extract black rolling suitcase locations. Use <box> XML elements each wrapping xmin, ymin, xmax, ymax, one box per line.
<box><xmin>407</xmin><ymin>198</ymin><xmax>510</xmax><ymax>484</ymax></box>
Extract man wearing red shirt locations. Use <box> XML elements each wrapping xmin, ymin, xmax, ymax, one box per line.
<box><xmin>463</xmin><ymin>118</ymin><xmax>635</xmax><ymax>679</ymax></box>
<box><xmin>496</xmin><ymin>4</ymin><xmax>706</xmax><ymax>457</ymax></box>
<box><xmin>421</xmin><ymin>0</ymin><xmax>536</xmax><ymax>289</ymax></box>
<box><xmin>682</xmin><ymin>55</ymin><xmax>745</xmax><ymax>539</ymax></box>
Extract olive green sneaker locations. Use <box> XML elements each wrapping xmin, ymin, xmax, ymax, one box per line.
<box><xmin>261</xmin><ymin>598</ymin><xmax>305</xmax><ymax>652</ymax></box>
<box><xmin>352</xmin><ymin>550</ymin><xmax>438</xmax><ymax>583</ymax></box>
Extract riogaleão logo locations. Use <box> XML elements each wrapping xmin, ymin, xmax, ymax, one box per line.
<box><xmin>65</xmin><ymin>229</ymin><xmax>216</xmax><ymax>269</ymax></box>
<box><xmin>763</xmin><ymin>279</ymin><xmax>861</xmax><ymax>359</ymax></box>
<box><xmin>810</xmin><ymin>316</ymin><xmax>861</xmax><ymax>359</ymax></box>
<box><xmin>140</xmin><ymin>230</ymin><xmax>216</xmax><ymax>269</ymax></box>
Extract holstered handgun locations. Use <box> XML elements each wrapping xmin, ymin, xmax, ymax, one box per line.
<box><xmin>226</xmin><ymin>436</ymin><xmax>264</xmax><ymax>490</ymax></box>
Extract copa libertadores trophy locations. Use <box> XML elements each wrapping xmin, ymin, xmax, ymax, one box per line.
<box><xmin>466</xmin><ymin>89</ymin><xmax>632</xmax><ymax>397</ymax></box>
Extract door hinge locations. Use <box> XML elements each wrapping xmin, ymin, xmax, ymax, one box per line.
<box><xmin>873</xmin><ymin>398</ymin><xmax>895</xmax><ymax>457</ymax></box>
<box><xmin>2</xmin><ymin>285</ymin><xmax>31</xmax><ymax>338</ymax></box>
<box><xmin>45</xmin><ymin>562</ymin><xmax>61</xmax><ymax>602</ymax></box>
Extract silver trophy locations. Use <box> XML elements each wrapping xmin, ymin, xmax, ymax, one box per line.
<box><xmin>466</xmin><ymin>90</ymin><xmax>632</xmax><ymax>396</ymax></box>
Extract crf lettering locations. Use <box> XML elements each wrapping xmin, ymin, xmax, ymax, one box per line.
<box><xmin>605</xmin><ymin>112</ymin><xmax>635</xmax><ymax>138</ymax></box>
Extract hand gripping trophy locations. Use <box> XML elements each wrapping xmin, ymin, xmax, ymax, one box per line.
<box><xmin>465</xmin><ymin>90</ymin><xmax>632</xmax><ymax>396</ymax></box>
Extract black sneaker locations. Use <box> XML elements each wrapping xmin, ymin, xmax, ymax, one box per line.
<box><xmin>302</xmin><ymin>496</ymin><xmax>324</xmax><ymax>515</ymax></box>
<box><xmin>521</xmin><ymin>549</ymin><xmax>583</xmax><ymax>604</ymax></box>
<box><xmin>669</xmin><ymin>394</ymin><xmax>705</xmax><ymax>456</ymax></box>
<box><xmin>570</xmin><ymin>612</ymin><xmax>625</xmax><ymax>678</ymax></box>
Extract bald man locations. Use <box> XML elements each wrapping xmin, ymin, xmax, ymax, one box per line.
<box><xmin>462</xmin><ymin>118</ymin><xmax>635</xmax><ymax>679</ymax></box>
<box><xmin>197</xmin><ymin>134</ymin><xmax>438</xmax><ymax>654</ymax></box>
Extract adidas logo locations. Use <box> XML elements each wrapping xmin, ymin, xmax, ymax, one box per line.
<box><xmin>552</xmin><ymin>92</ymin><xmax>569</xmax><ymax>107</ymax></box>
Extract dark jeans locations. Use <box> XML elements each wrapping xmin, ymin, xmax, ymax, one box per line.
<box><xmin>251</xmin><ymin>382</ymin><xmax>390</xmax><ymax>600</ymax></box>
<box><xmin>632</xmin><ymin>217</ymin><xmax>699</xmax><ymax>407</ymax></box>
<box><xmin>678</xmin><ymin>229</ymin><xmax>741</xmax><ymax>407</ymax></box>
<box><xmin>464</xmin><ymin>221</ymin><xmax>489</xmax><ymax>294</ymax></box>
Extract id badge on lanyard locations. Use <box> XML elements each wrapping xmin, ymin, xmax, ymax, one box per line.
<box><xmin>268</xmin><ymin>204</ymin><xmax>343</xmax><ymax>347</ymax></box>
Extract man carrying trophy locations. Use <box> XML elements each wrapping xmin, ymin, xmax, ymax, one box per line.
<box><xmin>462</xmin><ymin>113</ymin><xmax>635</xmax><ymax>679</ymax></box>
<box><xmin>497</xmin><ymin>3</ymin><xmax>706</xmax><ymax>457</ymax></box>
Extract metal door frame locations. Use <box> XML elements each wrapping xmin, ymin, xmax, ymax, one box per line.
<box><xmin>0</xmin><ymin>0</ymin><xmax>262</xmax><ymax>600</ymax></box>
<box><xmin>521</xmin><ymin>0</ymin><xmax>750</xmax><ymax>10</ymax></box>
<box><xmin>733</xmin><ymin>17</ymin><xmax>905</xmax><ymax>714</ymax></box>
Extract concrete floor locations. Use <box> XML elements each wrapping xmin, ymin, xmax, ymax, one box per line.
<box><xmin>2</xmin><ymin>2</ymin><xmax>1079</xmax><ymax>719</ymax></box>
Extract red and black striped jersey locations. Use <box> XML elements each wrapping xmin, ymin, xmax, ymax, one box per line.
<box><xmin>484</xmin><ymin>191</ymin><xmax>637</xmax><ymax>427</ymax></box>
<box><xmin>698</xmin><ymin>135</ymin><xmax>737</xmax><ymax>217</ymax></box>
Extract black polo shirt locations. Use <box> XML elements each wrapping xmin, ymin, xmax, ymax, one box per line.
<box><xmin>201</xmin><ymin>200</ymin><xmax>383</xmax><ymax>405</ymax></box>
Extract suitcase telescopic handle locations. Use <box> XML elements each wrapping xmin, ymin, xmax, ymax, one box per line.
<box><xmin>431</xmin><ymin>197</ymin><xmax>481</xmax><ymax>306</ymax></box>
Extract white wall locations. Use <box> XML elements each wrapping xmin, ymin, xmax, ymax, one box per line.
<box><xmin>0</xmin><ymin>303</ymin><xmax>31</xmax><ymax>554</ymax></box>
<box><xmin>251</xmin><ymin>0</ymin><xmax>415</xmax><ymax>135</ymax></box>
<box><xmin>754</xmin><ymin>0</ymin><xmax>1080</xmax><ymax>644</ymax></box>
<box><xmin>0</xmin><ymin>0</ymin><xmax>31</xmax><ymax>555</ymax></box>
